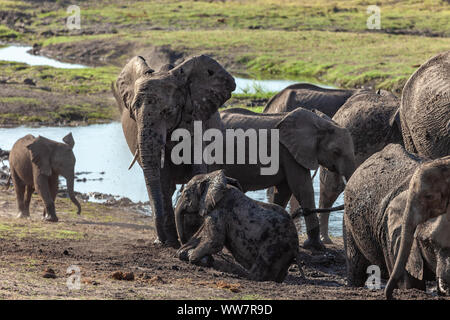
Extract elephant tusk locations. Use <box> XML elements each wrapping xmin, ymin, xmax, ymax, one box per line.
<box><xmin>342</xmin><ymin>176</ymin><xmax>347</xmax><ymax>185</ymax></box>
<box><xmin>161</xmin><ymin>147</ymin><xmax>165</xmax><ymax>168</ymax></box>
<box><xmin>128</xmin><ymin>150</ymin><xmax>139</xmax><ymax>170</ymax></box>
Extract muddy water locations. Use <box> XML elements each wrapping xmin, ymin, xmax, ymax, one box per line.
<box><xmin>0</xmin><ymin>45</ymin><xmax>344</xmax><ymax>236</ymax></box>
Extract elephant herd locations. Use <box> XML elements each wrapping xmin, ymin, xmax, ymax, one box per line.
<box><xmin>6</xmin><ymin>50</ymin><xmax>449</xmax><ymax>299</ymax></box>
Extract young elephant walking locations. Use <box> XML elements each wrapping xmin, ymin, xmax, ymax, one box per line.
<box><xmin>8</xmin><ymin>133</ymin><xmax>81</xmax><ymax>222</ymax></box>
<box><xmin>175</xmin><ymin>170</ymin><xmax>303</xmax><ymax>282</ymax></box>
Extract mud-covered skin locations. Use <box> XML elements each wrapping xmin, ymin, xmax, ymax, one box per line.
<box><xmin>8</xmin><ymin>133</ymin><xmax>81</xmax><ymax>222</ymax></box>
<box><xmin>319</xmin><ymin>89</ymin><xmax>403</xmax><ymax>243</ymax></box>
<box><xmin>263</xmin><ymin>83</ymin><xmax>356</xmax><ymax>117</ymax></box>
<box><xmin>175</xmin><ymin>170</ymin><xmax>301</xmax><ymax>282</ymax></box>
<box><xmin>344</xmin><ymin>144</ymin><xmax>450</xmax><ymax>297</ymax></box>
<box><xmin>399</xmin><ymin>50</ymin><xmax>450</xmax><ymax>158</ymax></box>
<box><xmin>113</xmin><ymin>55</ymin><xmax>235</xmax><ymax>247</ymax></box>
<box><xmin>214</xmin><ymin>107</ymin><xmax>356</xmax><ymax>251</ymax></box>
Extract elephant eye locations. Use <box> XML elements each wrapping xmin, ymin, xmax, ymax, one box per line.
<box><xmin>207</xmin><ymin>69</ymin><xmax>214</xmax><ymax>76</ymax></box>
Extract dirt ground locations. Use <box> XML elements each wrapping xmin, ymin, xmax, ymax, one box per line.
<box><xmin>0</xmin><ymin>189</ymin><xmax>446</xmax><ymax>300</ymax></box>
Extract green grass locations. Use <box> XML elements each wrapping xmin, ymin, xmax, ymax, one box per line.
<box><xmin>0</xmin><ymin>0</ymin><xmax>449</xmax><ymax>104</ymax></box>
<box><xmin>0</xmin><ymin>222</ymin><xmax>83</xmax><ymax>240</ymax></box>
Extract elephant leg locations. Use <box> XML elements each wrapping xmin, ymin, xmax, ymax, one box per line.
<box><xmin>184</xmin><ymin>220</ymin><xmax>225</xmax><ymax>266</ymax></box>
<box><xmin>318</xmin><ymin>169</ymin><xmax>344</xmax><ymax>244</ymax></box>
<box><xmin>343</xmin><ymin>221</ymin><xmax>370</xmax><ymax>287</ymax></box>
<box><xmin>24</xmin><ymin>185</ymin><xmax>34</xmax><ymax>217</ymax></box>
<box><xmin>160</xmin><ymin>169</ymin><xmax>180</xmax><ymax>248</ymax></box>
<box><xmin>271</xmin><ymin>182</ymin><xmax>292</xmax><ymax>208</ymax></box>
<box><xmin>248</xmin><ymin>255</ymin><xmax>272</xmax><ymax>281</ymax></box>
<box><xmin>35</xmin><ymin>175</ymin><xmax>58</xmax><ymax>222</ymax></box>
<box><xmin>12</xmin><ymin>171</ymin><xmax>28</xmax><ymax>218</ymax></box>
<box><xmin>285</xmin><ymin>164</ymin><xmax>323</xmax><ymax>251</ymax></box>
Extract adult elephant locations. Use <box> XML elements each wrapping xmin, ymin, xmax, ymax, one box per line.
<box><xmin>318</xmin><ymin>89</ymin><xmax>403</xmax><ymax>243</ymax></box>
<box><xmin>397</xmin><ymin>50</ymin><xmax>450</xmax><ymax>158</ymax></box>
<box><xmin>344</xmin><ymin>144</ymin><xmax>450</xmax><ymax>298</ymax></box>
<box><xmin>112</xmin><ymin>55</ymin><xmax>235</xmax><ymax>248</ymax></box>
<box><xmin>209</xmin><ymin>107</ymin><xmax>356</xmax><ymax>250</ymax></box>
<box><xmin>263</xmin><ymin>83</ymin><xmax>356</xmax><ymax>117</ymax></box>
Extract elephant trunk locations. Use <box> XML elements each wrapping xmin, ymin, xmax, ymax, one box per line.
<box><xmin>385</xmin><ymin>197</ymin><xmax>420</xmax><ymax>299</ymax></box>
<box><xmin>138</xmin><ymin>122</ymin><xmax>167</xmax><ymax>243</ymax></box>
<box><xmin>66</xmin><ymin>175</ymin><xmax>81</xmax><ymax>215</ymax></box>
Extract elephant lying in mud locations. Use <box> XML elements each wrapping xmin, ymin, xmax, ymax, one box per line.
<box><xmin>397</xmin><ymin>50</ymin><xmax>450</xmax><ymax>159</ymax></box>
<box><xmin>175</xmin><ymin>170</ymin><xmax>304</xmax><ymax>282</ymax></box>
<box><xmin>344</xmin><ymin>144</ymin><xmax>450</xmax><ymax>299</ymax></box>
<box><xmin>211</xmin><ymin>107</ymin><xmax>356</xmax><ymax>250</ymax></box>
<box><xmin>318</xmin><ymin>89</ymin><xmax>403</xmax><ymax>243</ymax></box>
<box><xmin>8</xmin><ymin>133</ymin><xmax>81</xmax><ymax>222</ymax></box>
<box><xmin>112</xmin><ymin>55</ymin><xmax>235</xmax><ymax>247</ymax></box>
<box><xmin>263</xmin><ymin>83</ymin><xmax>356</xmax><ymax>117</ymax></box>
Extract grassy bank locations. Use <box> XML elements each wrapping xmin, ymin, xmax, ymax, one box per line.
<box><xmin>0</xmin><ymin>0</ymin><xmax>448</xmax><ymax>125</ymax></box>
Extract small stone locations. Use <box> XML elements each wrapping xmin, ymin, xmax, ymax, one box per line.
<box><xmin>42</xmin><ymin>268</ymin><xmax>56</xmax><ymax>279</ymax></box>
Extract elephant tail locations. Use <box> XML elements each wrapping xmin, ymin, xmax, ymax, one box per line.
<box><xmin>291</xmin><ymin>204</ymin><xmax>344</xmax><ymax>220</ymax></box>
<box><xmin>4</xmin><ymin>175</ymin><xmax>11</xmax><ymax>190</ymax></box>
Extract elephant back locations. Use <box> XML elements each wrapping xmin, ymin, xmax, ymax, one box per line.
<box><xmin>263</xmin><ymin>83</ymin><xmax>355</xmax><ymax>116</ymax></box>
<box><xmin>400</xmin><ymin>50</ymin><xmax>450</xmax><ymax>158</ymax></box>
<box><xmin>333</xmin><ymin>90</ymin><xmax>402</xmax><ymax>166</ymax></box>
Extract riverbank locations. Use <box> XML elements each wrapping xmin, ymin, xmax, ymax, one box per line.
<box><xmin>2</xmin><ymin>1</ymin><xmax>449</xmax><ymax>90</ymax></box>
<box><xmin>0</xmin><ymin>188</ymin><xmax>444</xmax><ymax>300</ymax></box>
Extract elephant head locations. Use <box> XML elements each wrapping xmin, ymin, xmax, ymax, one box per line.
<box><xmin>276</xmin><ymin>108</ymin><xmax>356</xmax><ymax>182</ymax></box>
<box><xmin>26</xmin><ymin>133</ymin><xmax>81</xmax><ymax>215</ymax></box>
<box><xmin>385</xmin><ymin>156</ymin><xmax>450</xmax><ymax>299</ymax></box>
<box><xmin>115</xmin><ymin>55</ymin><xmax>235</xmax><ymax>245</ymax></box>
<box><xmin>175</xmin><ymin>170</ymin><xmax>242</xmax><ymax>244</ymax></box>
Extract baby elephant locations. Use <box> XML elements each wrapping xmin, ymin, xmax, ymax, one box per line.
<box><xmin>175</xmin><ymin>170</ymin><xmax>303</xmax><ymax>282</ymax></box>
<box><xmin>8</xmin><ymin>133</ymin><xmax>81</xmax><ymax>222</ymax></box>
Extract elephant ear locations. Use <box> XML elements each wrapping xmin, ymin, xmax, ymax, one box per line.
<box><xmin>276</xmin><ymin>108</ymin><xmax>328</xmax><ymax>170</ymax></box>
<box><xmin>405</xmin><ymin>239</ymin><xmax>424</xmax><ymax>280</ymax></box>
<box><xmin>62</xmin><ymin>132</ymin><xmax>75</xmax><ymax>149</ymax></box>
<box><xmin>116</xmin><ymin>56</ymin><xmax>154</xmax><ymax>117</ymax></box>
<box><xmin>199</xmin><ymin>170</ymin><xmax>228</xmax><ymax>216</ymax></box>
<box><xmin>26</xmin><ymin>136</ymin><xmax>52</xmax><ymax>176</ymax></box>
<box><xmin>170</xmin><ymin>55</ymin><xmax>236</xmax><ymax>122</ymax></box>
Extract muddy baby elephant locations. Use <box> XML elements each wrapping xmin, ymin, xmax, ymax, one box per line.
<box><xmin>344</xmin><ymin>144</ymin><xmax>450</xmax><ymax>298</ymax></box>
<box><xmin>8</xmin><ymin>133</ymin><xmax>81</xmax><ymax>222</ymax></box>
<box><xmin>175</xmin><ymin>170</ymin><xmax>303</xmax><ymax>282</ymax></box>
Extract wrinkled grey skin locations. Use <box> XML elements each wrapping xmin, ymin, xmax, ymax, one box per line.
<box><xmin>210</xmin><ymin>107</ymin><xmax>356</xmax><ymax>250</ymax></box>
<box><xmin>113</xmin><ymin>55</ymin><xmax>235</xmax><ymax>248</ymax></box>
<box><xmin>263</xmin><ymin>83</ymin><xmax>356</xmax><ymax>117</ymax></box>
<box><xmin>8</xmin><ymin>133</ymin><xmax>81</xmax><ymax>222</ymax></box>
<box><xmin>343</xmin><ymin>144</ymin><xmax>450</xmax><ymax>299</ymax></box>
<box><xmin>318</xmin><ymin>89</ymin><xmax>403</xmax><ymax>243</ymax></box>
<box><xmin>175</xmin><ymin>170</ymin><xmax>303</xmax><ymax>282</ymax></box>
<box><xmin>398</xmin><ymin>50</ymin><xmax>450</xmax><ymax>158</ymax></box>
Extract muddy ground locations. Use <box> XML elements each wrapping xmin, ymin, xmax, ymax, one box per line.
<box><xmin>0</xmin><ymin>189</ymin><xmax>446</xmax><ymax>300</ymax></box>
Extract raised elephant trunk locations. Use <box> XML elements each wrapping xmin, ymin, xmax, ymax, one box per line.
<box><xmin>65</xmin><ymin>174</ymin><xmax>81</xmax><ymax>215</ymax></box>
<box><xmin>385</xmin><ymin>196</ymin><xmax>419</xmax><ymax>299</ymax></box>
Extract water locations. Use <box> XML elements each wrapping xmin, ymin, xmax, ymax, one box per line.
<box><xmin>0</xmin><ymin>45</ymin><xmax>332</xmax><ymax>93</ymax></box>
<box><xmin>0</xmin><ymin>45</ymin><xmax>344</xmax><ymax>236</ymax></box>
<box><xmin>0</xmin><ymin>45</ymin><xmax>85</xmax><ymax>69</ymax></box>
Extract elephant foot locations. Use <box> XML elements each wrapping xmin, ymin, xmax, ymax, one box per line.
<box><xmin>16</xmin><ymin>212</ymin><xmax>30</xmax><ymax>219</ymax></box>
<box><xmin>302</xmin><ymin>238</ymin><xmax>325</xmax><ymax>251</ymax></box>
<box><xmin>320</xmin><ymin>234</ymin><xmax>334</xmax><ymax>244</ymax></box>
<box><xmin>164</xmin><ymin>234</ymin><xmax>181</xmax><ymax>249</ymax></box>
<box><xmin>43</xmin><ymin>214</ymin><xmax>58</xmax><ymax>222</ymax></box>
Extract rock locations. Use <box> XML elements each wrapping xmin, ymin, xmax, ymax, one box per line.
<box><xmin>42</xmin><ymin>268</ymin><xmax>57</xmax><ymax>279</ymax></box>
<box><xmin>23</xmin><ymin>78</ymin><xmax>36</xmax><ymax>86</ymax></box>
